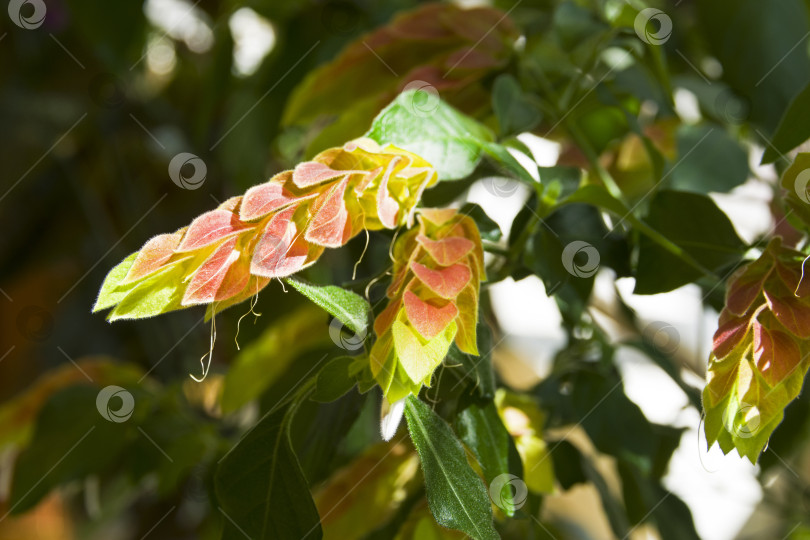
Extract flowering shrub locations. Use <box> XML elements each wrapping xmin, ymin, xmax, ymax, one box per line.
<box><xmin>7</xmin><ymin>1</ymin><xmax>810</xmax><ymax>539</ymax></box>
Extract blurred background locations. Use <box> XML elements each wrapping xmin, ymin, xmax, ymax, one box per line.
<box><xmin>2</xmin><ymin>0</ymin><xmax>810</xmax><ymax>539</ymax></box>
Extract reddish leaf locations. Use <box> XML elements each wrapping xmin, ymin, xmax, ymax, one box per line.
<box><xmin>374</xmin><ymin>297</ymin><xmax>402</xmax><ymax>337</ymax></box>
<box><xmin>240</xmin><ymin>175</ymin><xmax>310</xmax><ymax>221</ymax></box>
<box><xmin>726</xmin><ymin>251</ymin><xmax>774</xmax><ymax>316</ymax></box>
<box><xmin>752</xmin><ymin>318</ymin><xmax>801</xmax><ymax>386</ymax></box>
<box><xmin>376</xmin><ymin>158</ymin><xmax>402</xmax><ymax>229</ymax></box>
<box><xmin>124</xmin><ymin>230</ymin><xmax>185</xmax><ymax>283</ymax></box>
<box><xmin>206</xmin><ymin>275</ymin><xmax>270</xmax><ymax>319</ymax></box>
<box><xmin>305</xmin><ymin>176</ymin><xmax>352</xmax><ymax>247</ymax></box>
<box><xmin>176</xmin><ymin>209</ymin><xmax>249</xmax><ymax>252</ymax></box>
<box><xmin>251</xmin><ymin>205</ymin><xmax>310</xmax><ymax>277</ymax></box>
<box><xmin>293</xmin><ymin>160</ymin><xmax>360</xmax><ymax>189</ymax></box>
<box><xmin>713</xmin><ymin>308</ymin><xmax>755</xmax><ymax>359</ymax></box>
<box><xmin>763</xmin><ymin>286</ymin><xmax>810</xmax><ymax>338</ymax></box>
<box><xmin>403</xmin><ymin>290</ymin><xmax>458</xmax><ymax>339</ymax></box>
<box><xmin>411</xmin><ymin>262</ymin><xmax>471</xmax><ymax>299</ymax></box>
<box><xmin>444</xmin><ymin>48</ymin><xmax>501</xmax><ymax>70</ymax></box>
<box><xmin>416</xmin><ymin>234</ymin><xmax>474</xmax><ymax>266</ymax></box>
<box><xmin>183</xmin><ymin>237</ymin><xmax>246</xmax><ymax>305</ymax></box>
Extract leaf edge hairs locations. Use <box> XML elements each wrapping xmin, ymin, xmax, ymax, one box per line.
<box><xmin>367</xmin><ymin>208</ymin><xmax>486</xmax><ymax>405</ymax></box>
<box><xmin>93</xmin><ymin>138</ymin><xmax>438</xmax><ymax>321</ymax></box>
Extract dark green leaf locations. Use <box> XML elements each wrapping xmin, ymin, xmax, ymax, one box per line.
<box><xmin>762</xmin><ymin>82</ymin><xmax>810</xmax><ymax>163</ymax></box>
<box><xmin>670</xmin><ymin>125</ymin><xmax>749</xmax><ymax>194</ymax></box>
<box><xmin>550</xmin><ymin>440</ymin><xmax>587</xmax><ymax>490</ymax></box>
<box><xmin>617</xmin><ymin>461</ymin><xmax>700</xmax><ymax>540</ymax></box>
<box><xmin>492</xmin><ymin>74</ymin><xmax>543</xmax><ymax>136</ymax></box>
<box><xmin>523</xmin><ymin>201</ymin><xmax>630</xmax><ymax>324</ymax></box>
<box><xmin>311</xmin><ymin>356</ymin><xmax>357</xmax><ymax>403</ymax></box>
<box><xmin>215</xmin><ymin>397</ymin><xmax>322</xmax><ymax>540</ymax></box>
<box><xmin>455</xmin><ymin>401</ymin><xmax>522</xmax><ymax>516</ymax></box>
<box><xmin>404</xmin><ymin>396</ymin><xmax>498</xmax><ymax>540</ymax></box>
<box><xmin>294</xmin><ymin>390</ymin><xmax>368</xmax><ymax>484</ymax></box>
<box><xmin>10</xmin><ymin>385</ymin><xmax>146</xmax><ymax>514</ymax></box>
<box><xmin>459</xmin><ymin>203</ymin><xmax>502</xmax><ymax>242</ymax></box>
<box><xmin>697</xmin><ymin>0</ymin><xmax>810</xmax><ymax>132</ymax></box>
<box><xmin>537</xmin><ymin>368</ymin><xmax>653</xmax><ymax>463</ymax></box>
<box><xmin>552</xmin><ymin>1</ymin><xmax>609</xmax><ymax>52</ymax></box>
<box><xmin>481</xmin><ymin>141</ymin><xmax>538</xmax><ymax>185</ymax></box>
<box><xmin>437</xmin><ymin>329</ymin><xmax>497</xmax><ymax>401</ymax></box>
<box><xmin>635</xmin><ymin>190</ymin><xmax>744</xmax><ymax>294</ymax></box>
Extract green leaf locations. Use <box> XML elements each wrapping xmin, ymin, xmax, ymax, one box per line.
<box><xmin>10</xmin><ymin>385</ymin><xmax>146</xmax><ymax>514</ymax></box>
<box><xmin>311</xmin><ymin>356</ymin><xmax>357</xmax><ymax>403</ymax></box>
<box><xmin>545</xmin><ymin>438</ymin><xmax>631</xmax><ymax>536</ymax></box>
<box><xmin>294</xmin><ymin>391</ymin><xmax>368</xmax><ymax>484</ymax></box>
<box><xmin>215</xmin><ymin>395</ymin><xmax>322</xmax><ymax>540</ymax></box>
<box><xmin>697</xmin><ymin>0</ymin><xmax>810</xmax><ymax>132</ymax></box>
<box><xmin>481</xmin><ymin>141</ymin><xmax>538</xmax><ymax>185</ymax></box>
<box><xmin>635</xmin><ymin>190</ymin><xmax>744</xmax><ymax>294</ymax></box>
<box><xmin>221</xmin><ymin>305</ymin><xmax>332</xmax><ymax>412</ymax></box>
<box><xmin>366</xmin><ymin>90</ymin><xmax>495</xmax><ymax>181</ymax></box>
<box><xmin>404</xmin><ymin>396</ymin><xmax>498</xmax><ymax>540</ymax></box>
<box><xmin>93</xmin><ymin>252</ymin><xmax>137</xmax><ymax>312</ymax></box>
<box><xmin>285</xmin><ymin>277</ymin><xmax>370</xmax><ymax>336</ymax></box>
<box><xmin>455</xmin><ymin>401</ymin><xmax>521</xmax><ymax>516</ymax></box>
<box><xmin>581</xmin><ymin>451</ymin><xmax>631</xmax><ymax>538</ymax></box>
<box><xmin>459</xmin><ymin>203</ymin><xmax>502</xmax><ymax>243</ymax></box>
<box><xmin>107</xmin><ymin>265</ymin><xmax>184</xmax><ymax>321</ymax></box>
<box><xmin>617</xmin><ymin>461</ymin><xmax>700</xmax><ymax>540</ymax></box>
<box><xmin>522</xmin><ymin>200</ymin><xmax>629</xmax><ymax>324</ymax></box>
<box><xmin>670</xmin><ymin>125</ymin><xmax>749</xmax><ymax>194</ymax></box>
<box><xmin>551</xmin><ymin>440</ymin><xmax>587</xmax><ymax>490</ymax></box>
<box><xmin>492</xmin><ymin>74</ymin><xmax>542</xmax><ymax>137</ymax></box>
<box><xmin>537</xmin><ymin>368</ymin><xmax>653</xmax><ymax>463</ymax></box>
<box><xmin>762</xmin><ymin>82</ymin><xmax>810</xmax><ymax>163</ymax></box>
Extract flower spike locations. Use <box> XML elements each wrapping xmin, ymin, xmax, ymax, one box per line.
<box><xmin>370</xmin><ymin>209</ymin><xmax>486</xmax><ymax>401</ymax></box>
<box><xmin>94</xmin><ymin>139</ymin><xmax>437</xmax><ymax>321</ymax></box>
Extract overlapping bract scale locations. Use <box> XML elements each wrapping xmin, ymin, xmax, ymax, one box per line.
<box><xmin>704</xmin><ymin>237</ymin><xmax>810</xmax><ymax>462</ymax></box>
<box><xmin>370</xmin><ymin>209</ymin><xmax>485</xmax><ymax>401</ymax></box>
<box><xmin>282</xmin><ymin>3</ymin><xmax>518</xmax><ymax>149</ymax></box>
<box><xmin>94</xmin><ymin>139</ymin><xmax>437</xmax><ymax>320</ymax></box>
